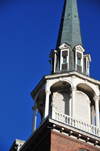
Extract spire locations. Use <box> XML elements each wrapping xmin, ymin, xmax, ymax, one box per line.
<box><xmin>49</xmin><ymin>0</ymin><xmax>91</xmax><ymax>75</ymax></box>
<box><xmin>56</xmin><ymin>0</ymin><xmax>82</xmax><ymax>50</ymax></box>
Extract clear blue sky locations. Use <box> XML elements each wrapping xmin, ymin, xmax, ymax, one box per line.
<box><xmin>0</xmin><ymin>0</ymin><xmax>100</xmax><ymax>150</ymax></box>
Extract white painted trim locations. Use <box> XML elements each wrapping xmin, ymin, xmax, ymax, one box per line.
<box><xmin>68</xmin><ymin>50</ymin><xmax>69</xmax><ymax>69</ymax></box>
<box><xmin>51</xmin><ymin>58</ymin><xmax>52</xmax><ymax>73</ymax></box>
<box><xmin>75</xmin><ymin>50</ymin><xmax>77</xmax><ymax>70</ymax></box>
<box><xmin>59</xmin><ymin>43</ymin><xmax>71</xmax><ymax>50</ymax></box>
<box><xmin>54</xmin><ymin>53</ymin><xmax>56</xmax><ymax>73</ymax></box>
<box><xmin>75</xmin><ymin>45</ymin><xmax>85</xmax><ymax>53</ymax></box>
<box><xmin>87</xmin><ymin>57</ymin><xmax>89</xmax><ymax>76</ymax></box>
<box><xmin>84</xmin><ymin>56</ymin><xmax>90</xmax><ymax>76</ymax></box>
<box><xmin>60</xmin><ymin>50</ymin><xmax>62</xmax><ymax>70</ymax></box>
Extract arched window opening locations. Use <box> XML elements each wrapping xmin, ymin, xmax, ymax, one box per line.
<box><xmin>53</xmin><ymin>90</ymin><xmax>70</xmax><ymax>115</ymax></box>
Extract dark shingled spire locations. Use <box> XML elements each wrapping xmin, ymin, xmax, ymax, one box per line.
<box><xmin>56</xmin><ymin>0</ymin><xmax>82</xmax><ymax>50</ymax></box>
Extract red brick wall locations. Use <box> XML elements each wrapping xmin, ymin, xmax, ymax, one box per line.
<box><xmin>51</xmin><ymin>130</ymin><xmax>100</xmax><ymax>151</ymax></box>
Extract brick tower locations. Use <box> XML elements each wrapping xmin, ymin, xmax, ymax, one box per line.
<box><xmin>10</xmin><ymin>0</ymin><xmax>100</xmax><ymax>151</ymax></box>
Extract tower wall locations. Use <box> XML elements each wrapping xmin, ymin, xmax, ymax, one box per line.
<box><xmin>51</xmin><ymin>130</ymin><xmax>100</xmax><ymax>151</ymax></box>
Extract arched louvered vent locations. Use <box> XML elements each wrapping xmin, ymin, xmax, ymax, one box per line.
<box><xmin>53</xmin><ymin>91</ymin><xmax>70</xmax><ymax>115</ymax></box>
<box><xmin>77</xmin><ymin>149</ymin><xmax>89</xmax><ymax>151</ymax></box>
<box><xmin>75</xmin><ymin>91</ymin><xmax>90</xmax><ymax>124</ymax></box>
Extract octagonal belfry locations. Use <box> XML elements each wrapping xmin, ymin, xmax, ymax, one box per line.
<box><xmin>31</xmin><ymin>71</ymin><xmax>100</xmax><ymax>135</ymax></box>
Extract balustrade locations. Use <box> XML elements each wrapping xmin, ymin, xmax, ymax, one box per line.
<box><xmin>53</xmin><ymin>111</ymin><xmax>100</xmax><ymax>137</ymax></box>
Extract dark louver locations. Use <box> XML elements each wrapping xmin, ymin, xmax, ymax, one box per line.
<box><xmin>62</xmin><ymin>51</ymin><xmax>68</xmax><ymax>57</ymax></box>
<box><xmin>62</xmin><ymin>63</ymin><xmax>67</xmax><ymax>70</ymax></box>
<box><xmin>77</xmin><ymin>52</ymin><xmax>82</xmax><ymax>59</ymax></box>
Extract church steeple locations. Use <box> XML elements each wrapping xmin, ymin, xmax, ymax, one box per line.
<box><xmin>10</xmin><ymin>1</ymin><xmax>100</xmax><ymax>150</ymax></box>
<box><xmin>56</xmin><ymin>0</ymin><xmax>82</xmax><ymax>50</ymax></box>
<box><xmin>49</xmin><ymin>0</ymin><xmax>91</xmax><ymax>76</ymax></box>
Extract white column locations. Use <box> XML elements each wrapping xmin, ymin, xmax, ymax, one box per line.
<box><xmin>71</xmin><ymin>86</ymin><xmax>76</xmax><ymax>118</ymax></box>
<box><xmin>94</xmin><ymin>95</ymin><xmax>99</xmax><ymax>127</ymax></box>
<box><xmin>44</xmin><ymin>89</ymin><xmax>51</xmax><ymax>118</ymax></box>
<box><xmin>88</xmin><ymin>100</ymin><xmax>91</xmax><ymax>124</ymax></box>
<box><xmin>32</xmin><ymin>104</ymin><xmax>37</xmax><ymax>133</ymax></box>
<box><xmin>91</xmin><ymin>105</ymin><xmax>95</xmax><ymax>125</ymax></box>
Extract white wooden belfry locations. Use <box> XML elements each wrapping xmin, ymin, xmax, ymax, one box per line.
<box><xmin>31</xmin><ymin>73</ymin><xmax>100</xmax><ymax>136</ymax></box>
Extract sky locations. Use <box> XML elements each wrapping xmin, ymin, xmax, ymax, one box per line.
<box><xmin>0</xmin><ymin>0</ymin><xmax>100</xmax><ymax>150</ymax></box>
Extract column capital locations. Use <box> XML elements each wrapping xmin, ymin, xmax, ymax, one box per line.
<box><xmin>70</xmin><ymin>86</ymin><xmax>77</xmax><ymax>92</ymax></box>
<box><xmin>93</xmin><ymin>95</ymin><xmax>99</xmax><ymax>101</ymax></box>
<box><xmin>45</xmin><ymin>90</ymin><xmax>51</xmax><ymax>95</ymax></box>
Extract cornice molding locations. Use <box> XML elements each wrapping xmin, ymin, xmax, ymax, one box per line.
<box><xmin>59</xmin><ymin>43</ymin><xmax>71</xmax><ymax>51</ymax></box>
<box><xmin>75</xmin><ymin>45</ymin><xmax>85</xmax><ymax>53</ymax></box>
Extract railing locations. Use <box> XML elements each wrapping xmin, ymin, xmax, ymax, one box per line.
<box><xmin>53</xmin><ymin>111</ymin><xmax>100</xmax><ymax>137</ymax></box>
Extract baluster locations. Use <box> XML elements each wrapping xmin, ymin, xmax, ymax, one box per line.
<box><xmin>75</xmin><ymin>120</ymin><xmax>77</xmax><ymax>127</ymax></box>
<box><xmin>72</xmin><ymin>118</ymin><xmax>74</xmax><ymax>126</ymax></box>
<box><xmin>65</xmin><ymin>115</ymin><xmax>66</xmax><ymax>123</ymax></box>
<box><xmin>81</xmin><ymin>122</ymin><xmax>83</xmax><ymax>130</ymax></box>
<box><xmin>86</xmin><ymin>124</ymin><xmax>87</xmax><ymax>132</ymax></box>
<box><xmin>77</xmin><ymin>120</ymin><xmax>78</xmax><ymax>128</ymax></box>
<box><xmin>78</xmin><ymin>121</ymin><xmax>80</xmax><ymax>129</ymax></box>
<box><xmin>66</xmin><ymin>115</ymin><xmax>68</xmax><ymax>124</ymax></box>
<box><xmin>76</xmin><ymin>120</ymin><xmax>77</xmax><ymax>127</ymax></box>
<box><xmin>69</xmin><ymin>116</ymin><xmax>71</xmax><ymax>125</ymax></box>
<box><xmin>95</xmin><ymin>127</ymin><xmax>97</xmax><ymax>135</ymax></box>
<box><xmin>71</xmin><ymin>117</ymin><xmax>72</xmax><ymax>126</ymax></box>
<box><xmin>88</xmin><ymin>124</ymin><xmax>89</xmax><ymax>133</ymax></box>
<box><xmin>74</xmin><ymin>120</ymin><xmax>76</xmax><ymax>127</ymax></box>
<box><xmin>93</xmin><ymin>126</ymin><xmax>95</xmax><ymax>135</ymax></box>
<box><xmin>57</xmin><ymin>112</ymin><xmax>59</xmax><ymax>120</ymax></box>
<box><xmin>84</xmin><ymin>123</ymin><xmax>85</xmax><ymax>131</ymax></box>
<box><xmin>55</xmin><ymin>112</ymin><xmax>56</xmax><ymax>119</ymax></box>
<box><xmin>79</xmin><ymin>121</ymin><xmax>81</xmax><ymax>129</ymax></box>
<box><xmin>64</xmin><ymin>115</ymin><xmax>65</xmax><ymax>123</ymax></box>
<box><xmin>77</xmin><ymin>120</ymin><xmax>79</xmax><ymax>128</ymax></box>
<box><xmin>96</xmin><ymin>127</ymin><xmax>99</xmax><ymax>136</ymax></box>
<box><xmin>88</xmin><ymin>124</ymin><xmax>90</xmax><ymax>133</ymax></box>
<box><xmin>91</xmin><ymin>125</ymin><xmax>93</xmax><ymax>134</ymax></box>
<box><xmin>60</xmin><ymin>114</ymin><xmax>62</xmax><ymax>122</ymax></box>
<box><xmin>62</xmin><ymin>115</ymin><xmax>64</xmax><ymax>123</ymax></box>
<box><xmin>99</xmin><ymin>128</ymin><xmax>100</xmax><ymax>137</ymax></box>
